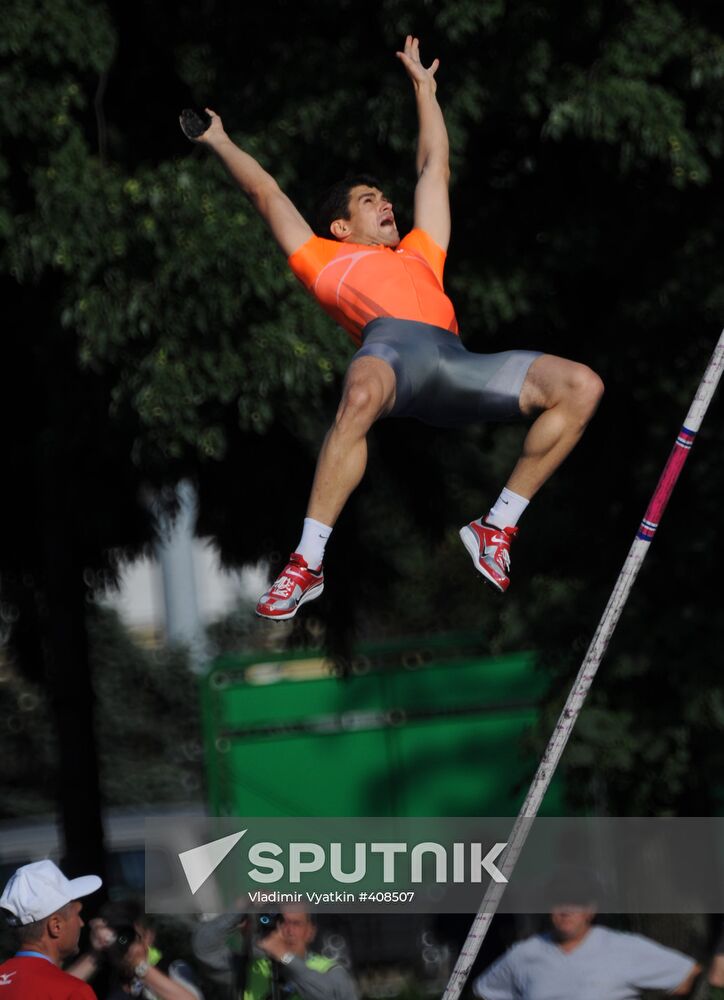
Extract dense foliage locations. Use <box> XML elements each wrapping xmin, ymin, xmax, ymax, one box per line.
<box><xmin>0</xmin><ymin>607</ymin><xmax>203</xmax><ymax>818</ymax></box>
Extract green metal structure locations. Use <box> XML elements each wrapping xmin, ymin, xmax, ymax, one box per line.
<box><xmin>200</xmin><ymin>634</ymin><xmax>563</xmax><ymax>817</ymax></box>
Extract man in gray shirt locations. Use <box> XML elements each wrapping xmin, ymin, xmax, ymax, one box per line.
<box><xmin>473</xmin><ymin>907</ymin><xmax>700</xmax><ymax>1000</ymax></box>
<box><xmin>192</xmin><ymin>909</ymin><xmax>357</xmax><ymax>1000</ymax></box>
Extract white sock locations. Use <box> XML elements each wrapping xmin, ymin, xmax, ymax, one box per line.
<box><xmin>295</xmin><ymin>517</ymin><xmax>332</xmax><ymax>570</ymax></box>
<box><xmin>485</xmin><ymin>487</ymin><xmax>529</xmax><ymax>529</ymax></box>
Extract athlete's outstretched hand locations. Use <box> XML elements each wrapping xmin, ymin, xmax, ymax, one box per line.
<box><xmin>180</xmin><ymin>106</ymin><xmax>228</xmax><ymax>147</ymax></box>
<box><xmin>396</xmin><ymin>35</ymin><xmax>440</xmax><ymax>92</ymax></box>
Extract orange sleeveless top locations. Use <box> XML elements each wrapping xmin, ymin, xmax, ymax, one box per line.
<box><xmin>288</xmin><ymin>228</ymin><xmax>458</xmax><ymax>346</ymax></box>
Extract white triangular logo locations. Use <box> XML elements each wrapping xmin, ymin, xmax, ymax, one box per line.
<box><xmin>179</xmin><ymin>830</ymin><xmax>246</xmax><ymax>894</ymax></box>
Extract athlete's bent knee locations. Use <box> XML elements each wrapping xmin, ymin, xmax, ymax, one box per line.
<box><xmin>344</xmin><ymin>380</ymin><xmax>379</xmax><ymax>414</ymax></box>
<box><xmin>569</xmin><ymin>364</ymin><xmax>604</xmax><ymax>420</ymax></box>
<box><xmin>521</xmin><ymin>355</ymin><xmax>604</xmax><ymax>421</ymax></box>
<box><xmin>336</xmin><ymin>378</ymin><xmax>388</xmax><ymax>432</ymax></box>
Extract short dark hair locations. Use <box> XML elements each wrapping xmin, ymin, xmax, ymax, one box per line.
<box><xmin>313</xmin><ymin>174</ymin><xmax>384</xmax><ymax>239</ymax></box>
<box><xmin>545</xmin><ymin>866</ymin><xmax>602</xmax><ymax>907</ymax></box>
<box><xmin>15</xmin><ymin>916</ymin><xmax>46</xmax><ymax>945</ymax></box>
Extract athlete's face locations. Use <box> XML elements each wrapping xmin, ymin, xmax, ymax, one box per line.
<box><xmin>334</xmin><ymin>185</ymin><xmax>399</xmax><ymax>247</ymax></box>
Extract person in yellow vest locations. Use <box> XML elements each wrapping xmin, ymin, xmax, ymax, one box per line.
<box><xmin>192</xmin><ymin>909</ymin><xmax>357</xmax><ymax>1000</ymax></box>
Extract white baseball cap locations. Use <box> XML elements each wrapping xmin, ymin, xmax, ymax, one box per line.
<box><xmin>0</xmin><ymin>860</ymin><xmax>102</xmax><ymax>926</ymax></box>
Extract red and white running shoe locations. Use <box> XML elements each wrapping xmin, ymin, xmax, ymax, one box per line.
<box><xmin>459</xmin><ymin>519</ymin><xmax>518</xmax><ymax>593</ymax></box>
<box><xmin>256</xmin><ymin>553</ymin><xmax>324</xmax><ymax>621</ymax></box>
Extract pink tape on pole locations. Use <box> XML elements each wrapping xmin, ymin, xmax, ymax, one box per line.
<box><xmin>637</xmin><ymin>426</ymin><xmax>697</xmax><ymax>540</ymax></box>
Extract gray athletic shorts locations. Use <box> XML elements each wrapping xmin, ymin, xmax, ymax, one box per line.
<box><xmin>353</xmin><ymin>317</ymin><xmax>541</xmax><ymax>428</ymax></box>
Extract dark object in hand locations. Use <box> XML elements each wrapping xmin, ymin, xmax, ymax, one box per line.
<box><xmin>106</xmin><ymin>923</ymin><xmax>138</xmax><ymax>965</ymax></box>
<box><xmin>257</xmin><ymin>912</ymin><xmax>281</xmax><ymax>938</ymax></box>
<box><xmin>180</xmin><ymin>108</ymin><xmax>211</xmax><ymax>139</ymax></box>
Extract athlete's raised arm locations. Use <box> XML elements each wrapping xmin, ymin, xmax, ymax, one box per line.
<box><xmin>396</xmin><ymin>36</ymin><xmax>451</xmax><ymax>251</ymax></box>
<box><xmin>184</xmin><ymin>108</ymin><xmax>313</xmax><ymax>257</ymax></box>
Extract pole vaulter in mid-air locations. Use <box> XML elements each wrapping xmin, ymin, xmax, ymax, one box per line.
<box><xmin>181</xmin><ymin>36</ymin><xmax>604</xmax><ymax>620</ymax></box>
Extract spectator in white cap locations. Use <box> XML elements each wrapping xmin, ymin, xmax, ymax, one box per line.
<box><xmin>0</xmin><ymin>858</ymin><xmax>102</xmax><ymax>999</ymax></box>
